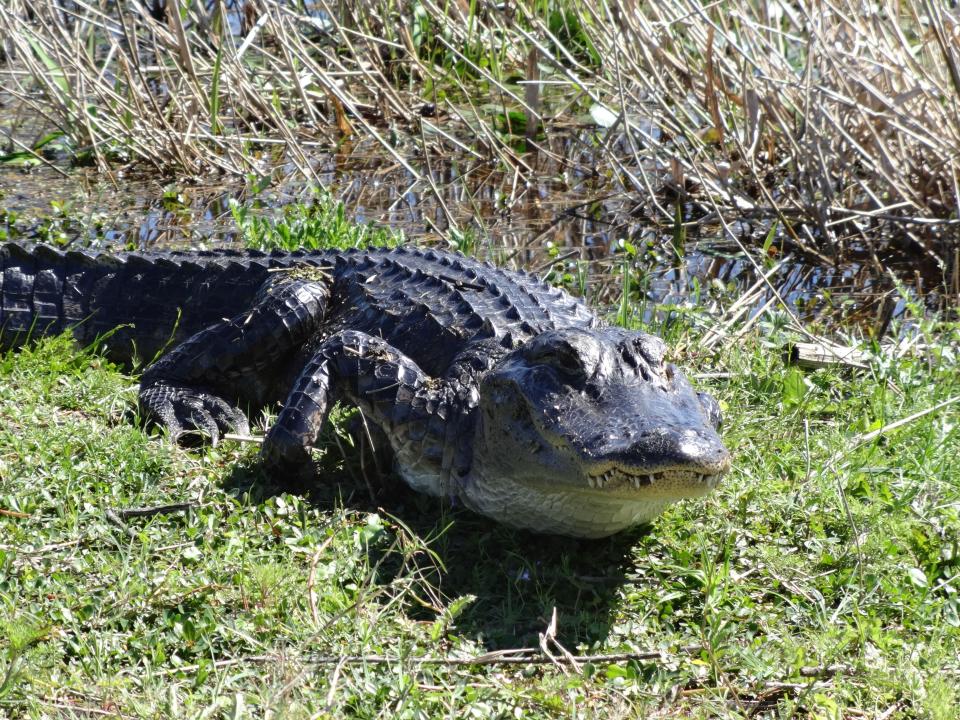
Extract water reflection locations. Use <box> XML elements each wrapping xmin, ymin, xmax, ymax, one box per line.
<box><xmin>0</xmin><ymin>140</ymin><xmax>952</xmax><ymax>335</ymax></box>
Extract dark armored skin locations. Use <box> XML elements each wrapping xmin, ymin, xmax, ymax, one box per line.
<box><xmin>0</xmin><ymin>242</ymin><xmax>731</xmax><ymax>537</ymax></box>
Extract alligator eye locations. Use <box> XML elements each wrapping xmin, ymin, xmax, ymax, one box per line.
<box><xmin>551</xmin><ymin>353</ymin><xmax>586</xmax><ymax>379</ymax></box>
<box><xmin>527</xmin><ymin>343</ymin><xmax>587</xmax><ymax>380</ymax></box>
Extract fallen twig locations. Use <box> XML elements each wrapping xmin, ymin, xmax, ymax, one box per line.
<box><xmin>853</xmin><ymin>395</ymin><xmax>960</xmax><ymax>446</ymax></box>
<box><xmin>785</xmin><ymin>341</ymin><xmax>871</xmax><ymax>370</ymax></box>
<box><xmin>116</xmin><ymin>502</ymin><xmax>194</xmax><ymax>519</ymax></box>
<box><xmin>224</xmin><ymin>433</ymin><xmax>264</xmax><ymax>445</ymax></box>
<box><xmin>539</xmin><ymin>606</ymin><xmax>580</xmax><ymax>675</ymax></box>
<box><xmin>156</xmin><ymin>647</ymin><xmax>860</xmax><ymax>680</ymax></box>
<box><xmin>104</xmin><ymin>508</ymin><xmax>138</xmax><ymax>539</ymax></box>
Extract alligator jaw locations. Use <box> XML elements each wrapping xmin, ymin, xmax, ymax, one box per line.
<box><xmin>583</xmin><ymin>466</ymin><xmax>727</xmax><ymax>497</ymax></box>
<box><xmin>458</xmin><ymin>464</ymin><xmax>682</xmax><ymax>538</ymax></box>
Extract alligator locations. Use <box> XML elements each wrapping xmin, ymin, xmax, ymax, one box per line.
<box><xmin>0</xmin><ymin>242</ymin><xmax>731</xmax><ymax>537</ymax></box>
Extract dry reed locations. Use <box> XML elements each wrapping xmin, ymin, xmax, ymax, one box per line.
<box><xmin>0</xmin><ymin>0</ymin><xmax>957</xmax><ymax>270</ymax></box>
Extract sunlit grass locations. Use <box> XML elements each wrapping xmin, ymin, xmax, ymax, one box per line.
<box><xmin>230</xmin><ymin>190</ymin><xmax>404</xmax><ymax>252</ymax></box>
<box><xmin>1</xmin><ymin>304</ymin><xmax>957</xmax><ymax>716</ymax></box>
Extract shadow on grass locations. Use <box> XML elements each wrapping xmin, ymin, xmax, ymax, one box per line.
<box><xmin>222</xmin><ymin>458</ymin><xmax>642</xmax><ymax>651</ymax></box>
<box><xmin>385</xmin><ymin>492</ymin><xmax>643</xmax><ymax>651</ymax></box>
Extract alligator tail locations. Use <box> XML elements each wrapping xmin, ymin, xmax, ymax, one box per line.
<box><xmin>0</xmin><ymin>243</ymin><xmax>275</xmax><ymax>365</ymax></box>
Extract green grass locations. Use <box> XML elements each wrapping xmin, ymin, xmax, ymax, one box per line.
<box><xmin>1</xmin><ymin>305</ymin><xmax>958</xmax><ymax>717</ymax></box>
<box><xmin>230</xmin><ymin>191</ymin><xmax>404</xmax><ymax>252</ymax></box>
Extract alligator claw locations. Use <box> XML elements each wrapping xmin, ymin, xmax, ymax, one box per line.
<box><xmin>139</xmin><ymin>383</ymin><xmax>249</xmax><ymax>446</ymax></box>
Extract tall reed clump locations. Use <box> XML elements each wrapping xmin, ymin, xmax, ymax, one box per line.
<box><xmin>581</xmin><ymin>1</ymin><xmax>960</xmax><ymax>260</ymax></box>
<box><xmin>0</xmin><ymin>1</ymin><xmax>957</xmax><ymax>269</ymax></box>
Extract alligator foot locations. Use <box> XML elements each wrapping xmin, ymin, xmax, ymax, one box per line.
<box><xmin>259</xmin><ymin>423</ymin><xmax>317</xmax><ymax>492</ymax></box>
<box><xmin>259</xmin><ymin>351</ymin><xmax>332</xmax><ymax>491</ymax></box>
<box><xmin>139</xmin><ymin>382</ymin><xmax>250</xmax><ymax>446</ymax></box>
<box><xmin>137</xmin><ymin>274</ymin><xmax>331</xmax><ymax>448</ymax></box>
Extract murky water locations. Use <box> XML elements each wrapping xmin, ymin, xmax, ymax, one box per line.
<box><xmin>0</xmin><ymin>135</ymin><xmax>954</xmax><ymax>336</ymax></box>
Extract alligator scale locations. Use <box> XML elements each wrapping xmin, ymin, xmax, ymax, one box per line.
<box><xmin>0</xmin><ymin>243</ymin><xmax>730</xmax><ymax>537</ymax></box>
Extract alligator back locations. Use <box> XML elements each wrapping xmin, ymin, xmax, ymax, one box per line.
<box><xmin>0</xmin><ymin>243</ymin><xmax>291</xmax><ymax>363</ymax></box>
<box><xmin>1</xmin><ymin>242</ymin><xmax>600</xmax><ymax>367</ymax></box>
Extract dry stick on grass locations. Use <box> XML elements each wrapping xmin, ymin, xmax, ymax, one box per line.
<box><xmin>844</xmin><ymin>395</ymin><xmax>960</xmax><ymax>450</ymax></box>
<box><xmin>157</xmin><ymin>646</ymin><xmax>855</xmax><ymax>674</ymax></box>
<box><xmin>116</xmin><ymin>503</ymin><xmax>194</xmax><ymax>519</ymax></box>
<box><xmin>223</xmin><ymin>432</ymin><xmax>264</xmax><ymax>444</ymax></box>
<box><xmin>539</xmin><ymin>606</ymin><xmax>580</xmax><ymax>676</ymax></box>
<box><xmin>104</xmin><ymin>509</ymin><xmax>138</xmax><ymax>539</ymax></box>
<box><xmin>36</xmin><ymin>701</ymin><xmax>137</xmax><ymax>720</ymax></box>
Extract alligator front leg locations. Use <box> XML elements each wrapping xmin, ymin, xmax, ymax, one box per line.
<box><xmin>139</xmin><ymin>276</ymin><xmax>330</xmax><ymax>444</ymax></box>
<box><xmin>261</xmin><ymin>330</ymin><xmax>443</xmax><ymax>489</ymax></box>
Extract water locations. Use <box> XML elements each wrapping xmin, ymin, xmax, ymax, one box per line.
<box><xmin>0</xmin><ymin>136</ymin><xmax>954</xmax><ymax>336</ymax></box>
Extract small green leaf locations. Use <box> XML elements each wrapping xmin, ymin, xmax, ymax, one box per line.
<box><xmin>0</xmin><ymin>151</ymin><xmax>42</xmax><ymax>168</ymax></box>
<box><xmin>782</xmin><ymin>367</ymin><xmax>807</xmax><ymax>408</ymax></box>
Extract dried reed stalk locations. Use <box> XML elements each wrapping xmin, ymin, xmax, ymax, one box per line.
<box><xmin>0</xmin><ymin>0</ymin><xmax>955</xmax><ymax>278</ymax></box>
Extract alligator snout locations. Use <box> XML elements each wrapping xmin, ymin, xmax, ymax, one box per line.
<box><xmin>582</xmin><ymin>426</ymin><xmax>731</xmax><ymax>476</ymax></box>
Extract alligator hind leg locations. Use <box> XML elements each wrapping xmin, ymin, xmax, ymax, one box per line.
<box><xmin>139</xmin><ymin>276</ymin><xmax>330</xmax><ymax>444</ymax></box>
<box><xmin>261</xmin><ymin>330</ymin><xmax>435</xmax><ymax>490</ymax></box>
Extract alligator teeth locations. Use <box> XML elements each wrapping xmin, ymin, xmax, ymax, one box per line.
<box><xmin>587</xmin><ymin>471</ymin><xmax>671</xmax><ymax>490</ymax></box>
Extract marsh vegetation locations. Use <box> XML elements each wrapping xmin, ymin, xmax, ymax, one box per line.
<box><xmin>2</xmin><ymin>0</ymin><xmax>959</xmax><ymax>321</ymax></box>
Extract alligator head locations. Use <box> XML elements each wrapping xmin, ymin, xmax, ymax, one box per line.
<box><xmin>465</xmin><ymin>327</ymin><xmax>731</xmax><ymax>537</ymax></box>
